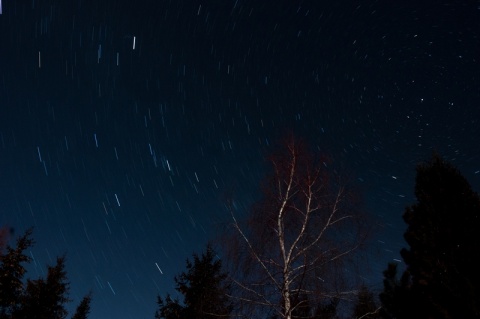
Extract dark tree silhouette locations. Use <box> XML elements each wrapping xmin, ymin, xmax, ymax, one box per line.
<box><xmin>0</xmin><ymin>227</ymin><xmax>12</xmax><ymax>254</ymax></box>
<box><xmin>155</xmin><ymin>295</ymin><xmax>183</xmax><ymax>319</ymax></box>
<box><xmin>223</xmin><ymin>136</ymin><xmax>370</xmax><ymax>319</ymax></box>
<box><xmin>0</xmin><ymin>228</ymin><xmax>34</xmax><ymax>318</ymax></box>
<box><xmin>17</xmin><ymin>255</ymin><xmax>70</xmax><ymax>319</ymax></box>
<box><xmin>0</xmin><ymin>228</ymin><xmax>92</xmax><ymax>319</ymax></box>
<box><xmin>380</xmin><ymin>154</ymin><xmax>480</xmax><ymax>318</ymax></box>
<box><xmin>378</xmin><ymin>263</ymin><xmax>417</xmax><ymax>319</ymax></box>
<box><xmin>155</xmin><ymin>244</ymin><xmax>232</xmax><ymax>319</ymax></box>
<box><xmin>71</xmin><ymin>292</ymin><xmax>92</xmax><ymax>319</ymax></box>
<box><xmin>270</xmin><ymin>296</ymin><xmax>340</xmax><ymax>319</ymax></box>
<box><xmin>352</xmin><ymin>285</ymin><xmax>379</xmax><ymax>319</ymax></box>
<box><xmin>314</xmin><ymin>298</ymin><xmax>339</xmax><ymax>319</ymax></box>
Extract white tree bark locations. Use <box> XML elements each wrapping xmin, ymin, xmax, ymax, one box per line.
<box><xmin>226</xmin><ymin>138</ymin><xmax>366</xmax><ymax>319</ymax></box>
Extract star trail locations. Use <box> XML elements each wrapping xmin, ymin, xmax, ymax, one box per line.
<box><xmin>0</xmin><ymin>1</ymin><xmax>479</xmax><ymax>318</ymax></box>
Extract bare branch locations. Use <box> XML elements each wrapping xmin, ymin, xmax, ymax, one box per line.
<box><xmin>222</xmin><ymin>137</ymin><xmax>370</xmax><ymax>319</ymax></box>
<box><xmin>357</xmin><ymin>307</ymin><xmax>382</xmax><ymax>319</ymax></box>
<box><xmin>230</xmin><ymin>212</ymin><xmax>281</xmax><ymax>291</ymax></box>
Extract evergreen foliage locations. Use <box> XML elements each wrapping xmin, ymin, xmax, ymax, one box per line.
<box><xmin>0</xmin><ymin>228</ymin><xmax>34</xmax><ymax>318</ymax></box>
<box><xmin>0</xmin><ymin>229</ymin><xmax>92</xmax><ymax>319</ymax></box>
<box><xmin>380</xmin><ymin>154</ymin><xmax>480</xmax><ymax>318</ymax></box>
<box><xmin>378</xmin><ymin>263</ymin><xmax>416</xmax><ymax>319</ymax></box>
<box><xmin>155</xmin><ymin>244</ymin><xmax>232</xmax><ymax>319</ymax></box>
<box><xmin>17</xmin><ymin>256</ymin><xmax>70</xmax><ymax>319</ymax></box>
<box><xmin>71</xmin><ymin>292</ymin><xmax>92</xmax><ymax>319</ymax></box>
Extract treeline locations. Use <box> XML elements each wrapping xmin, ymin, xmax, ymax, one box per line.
<box><xmin>155</xmin><ymin>138</ymin><xmax>480</xmax><ymax>319</ymax></box>
<box><xmin>2</xmin><ymin>137</ymin><xmax>479</xmax><ymax>318</ymax></box>
<box><xmin>0</xmin><ymin>228</ymin><xmax>91</xmax><ymax>319</ymax></box>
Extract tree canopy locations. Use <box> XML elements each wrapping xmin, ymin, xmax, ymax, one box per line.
<box><xmin>380</xmin><ymin>154</ymin><xmax>480</xmax><ymax>318</ymax></box>
<box><xmin>0</xmin><ymin>228</ymin><xmax>92</xmax><ymax>319</ymax></box>
<box><xmin>155</xmin><ymin>244</ymin><xmax>232</xmax><ymax>319</ymax></box>
<box><xmin>223</xmin><ymin>137</ymin><xmax>370</xmax><ymax>319</ymax></box>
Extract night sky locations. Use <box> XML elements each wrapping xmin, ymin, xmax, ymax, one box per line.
<box><xmin>1</xmin><ymin>1</ymin><xmax>479</xmax><ymax>318</ymax></box>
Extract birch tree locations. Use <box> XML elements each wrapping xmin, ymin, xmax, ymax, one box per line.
<box><xmin>224</xmin><ymin>137</ymin><xmax>369</xmax><ymax>319</ymax></box>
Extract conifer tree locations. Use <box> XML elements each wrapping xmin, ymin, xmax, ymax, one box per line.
<box><xmin>380</xmin><ymin>154</ymin><xmax>480</xmax><ymax>318</ymax></box>
<box><xmin>155</xmin><ymin>244</ymin><xmax>232</xmax><ymax>319</ymax></box>
<box><xmin>0</xmin><ymin>227</ymin><xmax>11</xmax><ymax>253</ymax></box>
<box><xmin>155</xmin><ymin>295</ymin><xmax>183</xmax><ymax>319</ymax></box>
<box><xmin>0</xmin><ymin>228</ymin><xmax>92</xmax><ymax>319</ymax></box>
<box><xmin>0</xmin><ymin>228</ymin><xmax>34</xmax><ymax>318</ymax></box>
<box><xmin>17</xmin><ymin>255</ymin><xmax>70</xmax><ymax>319</ymax></box>
<box><xmin>71</xmin><ymin>292</ymin><xmax>92</xmax><ymax>319</ymax></box>
<box><xmin>378</xmin><ymin>263</ymin><xmax>414</xmax><ymax>319</ymax></box>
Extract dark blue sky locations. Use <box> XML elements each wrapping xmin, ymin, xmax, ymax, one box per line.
<box><xmin>1</xmin><ymin>1</ymin><xmax>479</xmax><ymax>318</ymax></box>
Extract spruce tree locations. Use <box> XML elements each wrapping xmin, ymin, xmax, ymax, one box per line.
<box><xmin>0</xmin><ymin>228</ymin><xmax>92</xmax><ymax>319</ymax></box>
<box><xmin>17</xmin><ymin>256</ymin><xmax>70</xmax><ymax>319</ymax></box>
<box><xmin>380</xmin><ymin>154</ymin><xmax>480</xmax><ymax>318</ymax></box>
<box><xmin>71</xmin><ymin>293</ymin><xmax>92</xmax><ymax>319</ymax></box>
<box><xmin>378</xmin><ymin>263</ymin><xmax>416</xmax><ymax>319</ymax></box>
<box><xmin>0</xmin><ymin>228</ymin><xmax>34</xmax><ymax>318</ymax></box>
<box><xmin>155</xmin><ymin>244</ymin><xmax>232</xmax><ymax>319</ymax></box>
<box><xmin>155</xmin><ymin>295</ymin><xmax>183</xmax><ymax>319</ymax></box>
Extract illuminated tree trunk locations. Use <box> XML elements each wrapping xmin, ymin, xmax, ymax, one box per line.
<box><xmin>225</xmin><ymin>136</ymin><xmax>369</xmax><ymax>319</ymax></box>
